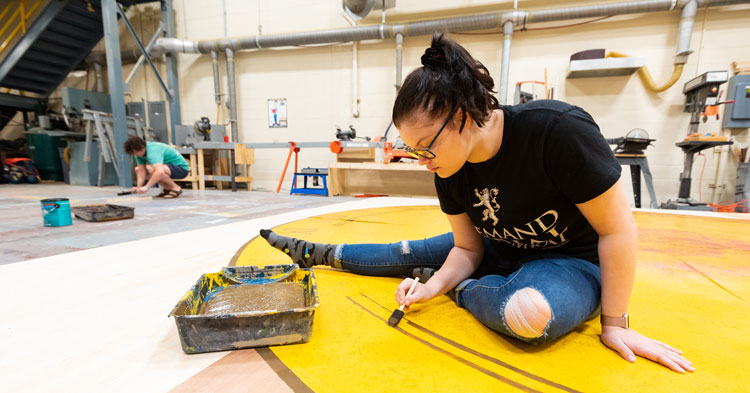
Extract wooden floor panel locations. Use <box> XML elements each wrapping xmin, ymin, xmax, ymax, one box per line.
<box><xmin>168</xmin><ymin>349</ymin><xmax>293</xmax><ymax>393</ymax></box>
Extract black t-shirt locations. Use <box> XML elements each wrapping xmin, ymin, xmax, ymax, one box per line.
<box><xmin>435</xmin><ymin>100</ymin><xmax>621</xmax><ymax>264</ymax></box>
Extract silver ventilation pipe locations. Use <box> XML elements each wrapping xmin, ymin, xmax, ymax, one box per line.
<box><xmin>344</xmin><ymin>0</ymin><xmax>375</xmax><ymax>21</ymax></box>
<box><xmin>156</xmin><ymin>37</ymin><xmax>200</xmax><ymax>54</ymax></box>
<box><xmin>703</xmin><ymin>0</ymin><xmax>750</xmax><ymax>5</ymax></box>
<box><xmin>498</xmin><ymin>21</ymin><xmax>514</xmax><ymax>105</ymax></box>
<box><xmin>154</xmin><ymin>0</ymin><xmax>750</xmax><ymax>54</ymax></box>
<box><xmin>395</xmin><ymin>32</ymin><xmax>403</xmax><ymax>91</ymax></box>
<box><xmin>87</xmin><ymin>49</ymin><xmax>156</xmax><ymax>93</ymax></box>
<box><xmin>400</xmin><ymin>12</ymin><xmax>522</xmax><ymax>37</ymax></box>
<box><xmin>211</xmin><ymin>50</ymin><xmax>221</xmax><ymax>105</ymax></box>
<box><xmin>152</xmin><ymin>3</ymin><xmax>662</xmax><ymax>54</ymax></box>
<box><xmin>352</xmin><ymin>41</ymin><xmax>360</xmax><ymax>118</ymax></box>
<box><xmin>340</xmin><ymin>8</ymin><xmax>361</xmax><ymax>120</ymax></box>
<box><xmin>675</xmin><ymin>0</ymin><xmax>697</xmax><ymax>64</ymax></box>
<box><xmin>93</xmin><ymin>62</ymin><xmax>105</xmax><ymax>93</ymax></box>
<box><xmin>225</xmin><ymin>47</ymin><xmax>238</xmax><ymax>192</ymax></box>
<box><xmin>225</xmin><ymin>47</ymin><xmax>238</xmax><ymax>142</ymax></box>
<box><xmin>526</xmin><ymin>0</ymin><xmax>674</xmax><ymax>23</ymax></box>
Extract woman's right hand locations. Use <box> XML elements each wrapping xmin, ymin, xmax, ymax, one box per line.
<box><xmin>395</xmin><ymin>277</ymin><xmax>436</xmax><ymax>311</ymax></box>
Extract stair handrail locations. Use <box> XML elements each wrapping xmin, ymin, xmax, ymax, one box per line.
<box><xmin>0</xmin><ymin>0</ymin><xmax>43</xmax><ymax>56</ymax></box>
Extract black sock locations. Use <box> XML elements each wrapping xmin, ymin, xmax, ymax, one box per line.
<box><xmin>260</xmin><ymin>229</ymin><xmax>336</xmax><ymax>268</ymax></box>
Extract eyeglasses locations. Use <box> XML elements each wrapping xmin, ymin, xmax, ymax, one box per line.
<box><xmin>404</xmin><ymin>109</ymin><xmax>459</xmax><ymax>160</ymax></box>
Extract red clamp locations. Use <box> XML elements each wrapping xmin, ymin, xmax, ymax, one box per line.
<box><xmin>277</xmin><ymin>142</ymin><xmax>301</xmax><ymax>192</ymax></box>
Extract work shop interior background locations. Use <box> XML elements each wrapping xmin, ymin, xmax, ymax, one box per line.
<box><xmin>1</xmin><ymin>0</ymin><xmax>749</xmax><ymax>208</ymax></box>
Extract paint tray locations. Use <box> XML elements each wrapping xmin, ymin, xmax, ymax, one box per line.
<box><xmin>71</xmin><ymin>204</ymin><xmax>134</xmax><ymax>222</ymax></box>
<box><xmin>169</xmin><ymin>264</ymin><xmax>320</xmax><ymax>354</ymax></box>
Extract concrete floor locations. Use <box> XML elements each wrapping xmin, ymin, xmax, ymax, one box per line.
<box><xmin>0</xmin><ymin>183</ymin><xmax>354</xmax><ymax>265</ymax></box>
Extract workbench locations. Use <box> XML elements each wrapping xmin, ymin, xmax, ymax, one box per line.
<box><xmin>173</xmin><ymin>146</ymin><xmax>199</xmax><ymax>190</ymax></box>
<box><xmin>328</xmin><ymin>161</ymin><xmax>436</xmax><ymax>197</ymax></box>
<box><xmin>174</xmin><ymin>144</ymin><xmax>254</xmax><ymax>191</ymax></box>
<box><xmin>179</xmin><ymin>141</ymin><xmax>384</xmax><ymax>192</ymax></box>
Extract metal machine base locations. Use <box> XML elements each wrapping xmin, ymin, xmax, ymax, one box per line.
<box><xmin>662</xmin><ymin>140</ymin><xmax>733</xmax><ymax>212</ymax></box>
<box><xmin>290</xmin><ymin>168</ymin><xmax>329</xmax><ymax>197</ymax></box>
<box><xmin>660</xmin><ymin>198</ymin><xmax>713</xmax><ymax>211</ymax></box>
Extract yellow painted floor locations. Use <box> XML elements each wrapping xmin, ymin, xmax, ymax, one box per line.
<box><xmin>233</xmin><ymin>206</ymin><xmax>750</xmax><ymax>393</ymax></box>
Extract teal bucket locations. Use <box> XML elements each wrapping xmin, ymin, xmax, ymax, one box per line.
<box><xmin>41</xmin><ymin>198</ymin><xmax>72</xmax><ymax>227</ymax></box>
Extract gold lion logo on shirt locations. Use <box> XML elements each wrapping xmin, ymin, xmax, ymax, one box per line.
<box><xmin>473</xmin><ymin>187</ymin><xmax>500</xmax><ymax>226</ymax></box>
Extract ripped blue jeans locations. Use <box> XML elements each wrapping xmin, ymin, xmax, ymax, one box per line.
<box><xmin>333</xmin><ymin>232</ymin><xmax>602</xmax><ymax>344</ymax></box>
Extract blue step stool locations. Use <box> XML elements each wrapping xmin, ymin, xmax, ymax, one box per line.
<box><xmin>290</xmin><ymin>168</ymin><xmax>328</xmax><ymax>196</ymax></box>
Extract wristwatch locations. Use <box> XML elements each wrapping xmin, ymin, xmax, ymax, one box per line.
<box><xmin>601</xmin><ymin>312</ymin><xmax>629</xmax><ymax>329</ymax></box>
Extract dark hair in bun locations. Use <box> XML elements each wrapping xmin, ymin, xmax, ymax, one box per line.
<box><xmin>393</xmin><ymin>33</ymin><xmax>499</xmax><ymax>132</ymax></box>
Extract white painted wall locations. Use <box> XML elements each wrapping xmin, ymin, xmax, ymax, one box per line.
<box><xmin>43</xmin><ymin>1</ymin><xmax>750</xmax><ymax>206</ymax></box>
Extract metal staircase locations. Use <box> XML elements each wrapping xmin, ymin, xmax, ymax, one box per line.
<box><xmin>0</xmin><ymin>0</ymin><xmax>104</xmax><ymax>97</ymax></box>
<box><xmin>0</xmin><ymin>0</ymin><xmax>152</xmax><ymax>131</ymax></box>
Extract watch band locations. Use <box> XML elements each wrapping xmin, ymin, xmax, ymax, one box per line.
<box><xmin>601</xmin><ymin>313</ymin><xmax>629</xmax><ymax>329</ymax></box>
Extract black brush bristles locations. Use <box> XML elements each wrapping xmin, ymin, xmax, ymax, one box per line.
<box><xmin>387</xmin><ymin>309</ymin><xmax>405</xmax><ymax>327</ymax></box>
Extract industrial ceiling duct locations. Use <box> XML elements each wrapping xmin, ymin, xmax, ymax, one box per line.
<box><xmin>343</xmin><ymin>0</ymin><xmax>374</xmax><ymax>21</ymax></box>
<box><xmin>343</xmin><ymin>0</ymin><xmax>396</xmax><ymax>21</ymax></box>
<box><xmin>153</xmin><ymin>0</ymin><xmax>750</xmax><ymax>54</ymax></box>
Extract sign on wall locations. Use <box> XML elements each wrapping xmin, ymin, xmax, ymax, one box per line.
<box><xmin>268</xmin><ymin>99</ymin><xmax>287</xmax><ymax>128</ymax></box>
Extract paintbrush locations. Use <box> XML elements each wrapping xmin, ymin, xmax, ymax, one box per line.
<box><xmin>117</xmin><ymin>191</ymin><xmax>132</xmax><ymax>196</ymax></box>
<box><xmin>387</xmin><ymin>277</ymin><xmax>419</xmax><ymax>327</ymax></box>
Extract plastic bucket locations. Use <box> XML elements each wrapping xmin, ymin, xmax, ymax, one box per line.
<box><xmin>41</xmin><ymin>198</ymin><xmax>72</xmax><ymax>227</ymax></box>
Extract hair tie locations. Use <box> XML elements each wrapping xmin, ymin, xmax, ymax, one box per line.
<box><xmin>421</xmin><ymin>47</ymin><xmax>446</xmax><ymax>69</ymax></box>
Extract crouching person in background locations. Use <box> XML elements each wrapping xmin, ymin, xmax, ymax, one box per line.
<box><xmin>123</xmin><ymin>136</ymin><xmax>189</xmax><ymax>199</ymax></box>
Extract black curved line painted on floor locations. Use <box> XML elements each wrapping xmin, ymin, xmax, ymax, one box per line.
<box><xmin>346</xmin><ymin>296</ymin><xmax>543</xmax><ymax>393</ymax></box>
<box><xmin>256</xmin><ymin>347</ymin><xmax>315</xmax><ymax>393</ymax></box>
<box><xmin>359</xmin><ymin>293</ymin><xmax>583</xmax><ymax>393</ymax></box>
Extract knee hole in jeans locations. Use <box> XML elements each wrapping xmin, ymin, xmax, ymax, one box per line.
<box><xmin>503</xmin><ymin>287</ymin><xmax>552</xmax><ymax>339</ymax></box>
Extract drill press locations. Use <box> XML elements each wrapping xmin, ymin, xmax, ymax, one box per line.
<box><xmin>661</xmin><ymin>71</ymin><xmax>734</xmax><ymax>211</ymax></box>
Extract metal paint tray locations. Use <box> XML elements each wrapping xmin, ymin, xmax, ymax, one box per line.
<box><xmin>169</xmin><ymin>264</ymin><xmax>320</xmax><ymax>354</ymax></box>
<box><xmin>71</xmin><ymin>204</ymin><xmax>134</xmax><ymax>222</ymax></box>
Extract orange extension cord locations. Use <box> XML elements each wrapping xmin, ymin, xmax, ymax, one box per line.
<box><xmin>695</xmin><ymin>152</ymin><xmax>748</xmax><ymax>213</ymax></box>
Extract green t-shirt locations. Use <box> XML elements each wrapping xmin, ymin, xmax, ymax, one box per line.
<box><xmin>135</xmin><ymin>142</ymin><xmax>189</xmax><ymax>171</ymax></box>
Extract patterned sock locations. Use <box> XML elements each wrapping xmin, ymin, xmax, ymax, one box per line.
<box><xmin>411</xmin><ymin>267</ymin><xmax>437</xmax><ymax>282</ymax></box>
<box><xmin>411</xmin><ymin>267</ymin><xmax>456</xmax><ymax>302</ymax></box>
<box><xmin>446</xmin><ymin>288</ymin><xmax>457</xmax><ymax>304</ymax></box>
<box><xmin>411</xmin><ymin>267</ymin><xmax>458</xmax><ymax>303</ymax></box>
<box><xmin>260</xmin><ymin>229</ymin><xmax>336</xmax><ymax>268</ymax></box>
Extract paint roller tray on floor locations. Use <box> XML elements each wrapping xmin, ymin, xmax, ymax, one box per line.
<box><xmin>71</xmin><ymin>204</ymin><xmax>135</xmax><ymax>222</ymax></box>
<box><xmin>169</xmin><ymin>264</ymin><xmax>320</xmax><ymax>354</ymax></box>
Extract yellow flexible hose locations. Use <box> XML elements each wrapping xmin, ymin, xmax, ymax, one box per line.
<box><xmin>607</xmin><ymin>51</ymin><xmax>683</xmax><ymax>93</ymax></box>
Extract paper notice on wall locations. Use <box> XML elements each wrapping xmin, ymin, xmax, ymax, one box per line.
<box><xmin>268</xmin><ymin>99</ymin><xmax>287</xmax><ymax>128</ymax></box>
